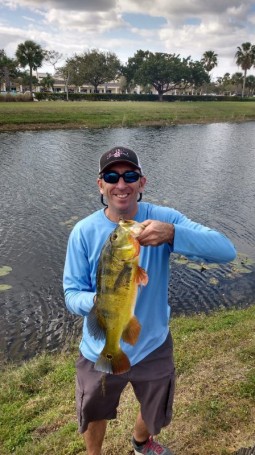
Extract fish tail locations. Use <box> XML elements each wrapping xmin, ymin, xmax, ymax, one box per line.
<box><xmin>94</xmin><ymin>347</ymin><xmax>131</xmax><ymax>375</ymax></box>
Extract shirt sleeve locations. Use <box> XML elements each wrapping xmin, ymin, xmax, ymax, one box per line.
<box><xmin>63</xmin><ymin>225</ymin><xmax>96</xmax><ymax>317</ymax></box>
<box><xmin>172</xmin><ymin>211</ymin><xmax>236</xmax><ymax>263</ymax></box>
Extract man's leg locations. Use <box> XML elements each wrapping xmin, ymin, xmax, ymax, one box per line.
<box><xmin>131</xmin><ymin>333</ymin><xmax>175</xmax><ymax>436</ymax></box>
<box><xmin>76</xmin><ymin>354</ymin><xmax>128</xmax><ymax>452</ymax></box>
<box><xmin>133</xmin><ymin>411</ymin><xmax>150</xmax><ymax>443</ymax></box>
<box><xmin>83</xmin><ymin>420</ymin><xmax>107</xmax><ymax>455</ymax></box>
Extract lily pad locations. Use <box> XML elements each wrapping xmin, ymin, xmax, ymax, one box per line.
<box><xmin>186</xmin><ymin>262</ymin><xmax>203</xmax><ymax>271</ymax></box>
<box><xmin>230</xmin><ymin>253</ymin><xmax>254</xmax><ymax>267</ymax></box>
<box><xmin>198</xmin><ymin>263</ymin><xmax>219</xmax><ymax>272</ymax></box>
<box><xmin>225</xmin><ymin>273</ymin><xmax>235</xmax><ymax>279</ymax></box>
<box><xmin>173</xmin><ymin>255</ymin><xmax>189</xmax><ymax>265</ymax></box>
<box><xmin>0</xmin><ymin>266</ymin><xmax>12</xmax><ymax>277</ymax></box>
<box><xmin>0</xmin><ymin>284</ymin><xmax>12</xmax><ymax>291</ymax></box>
<box><xmin>230</xmin><ymin>266</ymin><xmax>252</xmax><ymax>274</ymax></box>
<box><xmin>209</xmin><ymin>277</ymin><xmax>219</xmax><ymax>285</ymax></box>
<box><xmin>203</xmin><ymin>263</ymin><xmax>220</xmax><ymax>269</ymax></box>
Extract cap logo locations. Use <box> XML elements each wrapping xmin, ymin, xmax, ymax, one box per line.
<box><xmin>106</xmin><ymin>148</ymin><xmax>129</xmax><ymax>160</ymax></box>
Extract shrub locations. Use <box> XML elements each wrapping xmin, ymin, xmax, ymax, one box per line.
<box><xmin>0</xmin><ymin>93</ymin><xmax>33</xmax><ymax>102</ymax></box>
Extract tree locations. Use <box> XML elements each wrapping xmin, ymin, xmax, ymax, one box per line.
<box><xmin>55</xmin><ymin>60</ymin><xmax>77</xmax><ymax>100</ymax></box>
<box><xmin>217</xmin><ymin>73</ymin><xmax>233</xmax><ymax>95</ymax></box>
<box><xmin>0</xmin><ymin>50</ymin><xmax>19</xmax><ymax>92</ymax></box>
<box><xmin>15</xmin><ymin>40</ymin><xmax>45</xmax><ymax>94</ymax></box>
<box><xmin>245</xmin><ymin>75</ymin><xmax>255</xmax><ymax>96</ymax></box>
<box><xmin>44</xmin><ymin>50</ymin><xmax>63</xmax><ymax>72</ymax></box>
<box><xmin>40</xmin><ymin>73</ymin><xmax>55</xmax><ymax>91</ymax></box>
<box><xmin>222</xmin><ymin>73</ymin><xmax>231</xmax><ymax>83</ymax></box>
<box><xmin>67</xmin><ymin>49</ymin><xmax>121</xmax><ymax>93</ymax></box>
<box><xmin>231</xmin><ymin>72</ymin><xmax>244</xmax><ymax>95</ymax></box>
<box><xmin>188</xmin><ymin>60</ymin><xmax>211</xmax><ymax>92</ymax></box>
<box><xmin>17</xmin><ymin>71</ymin><xmax>38</xmax><ymax>92</ymax></box>
<box><xmin>121</xmin><ymin>50</ymin><xmax>150</xmax><ymax>92</ymax></box>
<box><xmin>201</xmin><ymin>50</ymin><xmax>218</xmax><ymax>76</ymax></box>
<box><xmin>123</xmin><ymin>50</ymin><xmax>209</xmax><ymax>101</ymax></box>
<box><xmin>235</xmin><ymin>42</ymin><xmax>255</xmax><ymax>97</ymax></box>
<box><xmin>118</xmin><ymin>75</ymin><xmax>128</xmax><ymax>94</ymax></box>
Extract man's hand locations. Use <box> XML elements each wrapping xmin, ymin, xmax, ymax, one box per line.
<box><xmin>137</xmin><ymin>220</ymin><xmax>175</xmax><ymax>246</ymax></box>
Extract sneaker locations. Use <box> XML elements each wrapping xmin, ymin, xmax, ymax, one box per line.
<box><xmin>132</xmin><ymin>436</ymin><xmax>174</xmax><ymax>455</ymax></box>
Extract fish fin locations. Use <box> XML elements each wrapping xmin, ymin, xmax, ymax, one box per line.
<box><xmin>122</xmin><ymin>316</ymin><xmax>141</xmax><ymax>345</ymax></box>
<box><xmin>94</xmin><ymin>347</ymin><xmax>131</xmax><ymax>375</ymax></box>
<box><xmin>87</xmin><ymin>306</ymin><xmax>105</xmax><ymax>341</ymax></box>
<box><xmin>135</xmin><ymin>266</ymin><xmax>149</xmax><ymax>286</ymax></box>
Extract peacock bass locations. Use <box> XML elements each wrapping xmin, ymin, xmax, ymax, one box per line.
<box><xmin>87</xmin><ymin>219</ymin><xmax>148</xmax><ymax>375</ymax></box>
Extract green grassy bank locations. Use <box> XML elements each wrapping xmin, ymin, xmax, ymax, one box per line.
<box><xmin>0</xmin><ymin>100</ymin><xmax>255</xmax><ymax>131</ymax></box>
<box><xmin>0</xmin><ymin>306</ymin><xmax>254</xmax><ymax>455</ymax></box>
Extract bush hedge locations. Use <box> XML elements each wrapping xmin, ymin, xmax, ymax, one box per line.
<box><xmin>1</xmin><ymin>91</ymin><xmax>254</xmax><ymax>102</ymax></box>
<box><xmin>33</xmin><ymin>92</ymin><xmax>254</xmax><ymax>102</ymax></box>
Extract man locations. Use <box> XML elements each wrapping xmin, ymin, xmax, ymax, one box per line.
<box><xmin>63</xmin><ymin>146</ymin><xmax>236</xmax><ymax>455</ymax></box>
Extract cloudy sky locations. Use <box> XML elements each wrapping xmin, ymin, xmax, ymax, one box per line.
<box><xmin>1</xmin><ymin>0</ymin><xmax>255</xmax><ymax>80</ymax></box>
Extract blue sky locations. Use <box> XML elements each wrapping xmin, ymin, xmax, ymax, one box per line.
<box><xmin>0</xmin><ymin>0</ymin><xmax>255</xmax><ymax>79</ymax></box>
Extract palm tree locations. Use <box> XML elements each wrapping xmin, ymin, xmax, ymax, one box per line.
<box><xmin>231</xmin><ymin>72</ymin><xmax>243</xmax><ymax>95</ymax></box>
<box><xmin>40</xmin><ymin>73</ymin><xmax>55</xmax><ymax>91</ymax></box>
<box><xmin>235</xmin><ymin>42</ymin><xmax>255</xmax><ymax>98</ymax></box>
<box><xmin>15</xmin><ymin>40</ymin><xmax>44</xmax><ymax>94</ymax></box>
<box><xmin>222</xmin><ymin>73</ymin><xmax>231</xmax><ymax>83</ymax></box>
<box><xmin>201</xmin><ymin>50</ymin><xmax>218</xmax><ymax>75</ymax></box>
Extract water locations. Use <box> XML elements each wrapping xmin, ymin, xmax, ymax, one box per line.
<box><xmin>0</xmin><ymin>123</ymin><xmax>255</xmax><ymax>363</ymax></box>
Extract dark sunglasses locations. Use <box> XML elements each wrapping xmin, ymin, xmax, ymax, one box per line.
<box><xmin>101</xmin><ymin>170</ymin><xmax>142</xmax><ymax>184</ymax></box>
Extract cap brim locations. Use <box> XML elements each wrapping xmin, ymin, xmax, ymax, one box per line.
<box><xmin>100</xmin><ymin>159</ymin><xmax>142</xmax><ymax>173</ymax></box>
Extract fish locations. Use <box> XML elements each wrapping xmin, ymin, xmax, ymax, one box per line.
<box><xmin>87</xmin><ymin>219</ymin><xmax>148</xmax><ymax>375</ymax></box>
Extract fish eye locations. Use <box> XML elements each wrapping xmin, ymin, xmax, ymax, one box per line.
<box><xmin>111</xmin><ymin>233</ymin><xmax>118</xmax><ymax>241</ymax></box>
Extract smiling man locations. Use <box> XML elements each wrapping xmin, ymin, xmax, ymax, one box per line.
<box><xmin>63</xmin><ymin>146</ymin><xmax>236</xmax><ymax>455</ymax></box>
<box><xmin>97</xmin><ymin>147</ymin><xmax>146</xmax><ymax>221</ymax></box>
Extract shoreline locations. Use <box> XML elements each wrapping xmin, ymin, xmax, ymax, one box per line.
<box><xmin>1</xmin><ymin>100</ymin><xmax>255</xmax><ymax>132</ymax></box>
<box><xmin>1</xmin><ymin>116</ymin><xmax>255</xmax><ymax>132</ymax></box>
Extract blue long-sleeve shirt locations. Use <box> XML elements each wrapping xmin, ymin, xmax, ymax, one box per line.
<box><xmin>63</xmin><ymin>202</ymin><xmax>236</xmax><ymax>365</ymax></box>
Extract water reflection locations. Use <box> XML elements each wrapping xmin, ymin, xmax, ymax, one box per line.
<box><xmin>0</xmin><ymin>123</ymin><xmax>255</xmax><ymax>363</ymax></box>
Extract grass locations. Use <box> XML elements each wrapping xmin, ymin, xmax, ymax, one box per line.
<box><xmin>0</xmin><ymin>306</ymin><xmax>254</xmax><ymax>455</ymax></box>
<box><xmin>0</xmin><ymin>100</ymin><xmax>255</xmax><ymax>131</ymax></box>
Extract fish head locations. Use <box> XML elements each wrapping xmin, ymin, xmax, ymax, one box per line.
<box><xmin>118</xmin><ymin>219</ymin><xmax>145</xmax><ymax>237</ymax></box>
<box><xmin>110</xmin><ymin>220</ymin><xmax>142</xmax><ymax>261</ymax></box>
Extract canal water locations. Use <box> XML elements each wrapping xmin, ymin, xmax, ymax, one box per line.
<box><xmin>0</xmin><ymin>123</ymin><xmax>255</xmax><ymax>363</ymax></box>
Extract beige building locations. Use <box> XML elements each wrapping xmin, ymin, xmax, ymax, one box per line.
<box><xmin>35</xmin><ymin>72</ymin><xmax>124</xmax><ymax>94</ymax></box>
<box><xmin>1</xmin><ymin>72</ymin><xmax>187</xmax><ymax>96</ymax></box>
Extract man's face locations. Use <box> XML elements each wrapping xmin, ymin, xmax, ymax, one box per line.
<box><xmin>97</xmin><ymin>162</ymin><xmax>146</xmax><ymax>220</ymax></box>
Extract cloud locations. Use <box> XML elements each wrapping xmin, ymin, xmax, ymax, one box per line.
<box><xmin>0</xmin><ymin>0</ymin><xmax>255</xmax><ymax>77</ymax></box>
<box><xmin>44</xmin><ymin>9</ymin><xmax>124</xmax><ymax>32</ymax></box>
<box><xmin>22</xmin><ymin>15</ymin><xmax>37</xmax><ymax>22</ymax></box>
<box><xmin>119</xmin><ymin>0</ymin><xmax>253</xmax><ymax>17</ymax></box>
<box><xmin>3</xmin><ymin>0</ymin><xmax>117</xmax><ymax>12</ymax></box>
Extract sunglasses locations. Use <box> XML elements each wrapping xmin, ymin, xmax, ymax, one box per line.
<box><xmin>101</xmin><ymin>170</ymin><xmax>142</xmax><ymax>184</ymax></box>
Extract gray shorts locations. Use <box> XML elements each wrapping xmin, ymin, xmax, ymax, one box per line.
<box><xmin>75</xmin><ymin>332</ymin><xmax>175</xmax><ymax>435</ymax></box>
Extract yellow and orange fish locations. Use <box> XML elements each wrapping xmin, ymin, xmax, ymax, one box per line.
<box><xmin>87</xmin><ymin>219</ymin><xmax>148</xmax><ymax>374</ymax></box>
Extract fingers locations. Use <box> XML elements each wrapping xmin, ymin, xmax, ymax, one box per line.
<box><xmin>138</xmin><ymin>221</ymin><xmax>174</xmax><ymax>246</ymax></box>
<box><xmin>137</xmin><ymin>220</ymin><xmax>160</xmax><ymax>246</ymax></box>
<box><xmin>140</xmin><ymin>220</ymin><xmax>151</xmax><ymax>229</ymax></box>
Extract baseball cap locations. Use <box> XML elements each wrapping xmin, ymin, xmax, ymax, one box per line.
<box><xmin>99</xmin><ymin>146</ymin><xmax>143</xmax><ymax>174</ymax></box>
